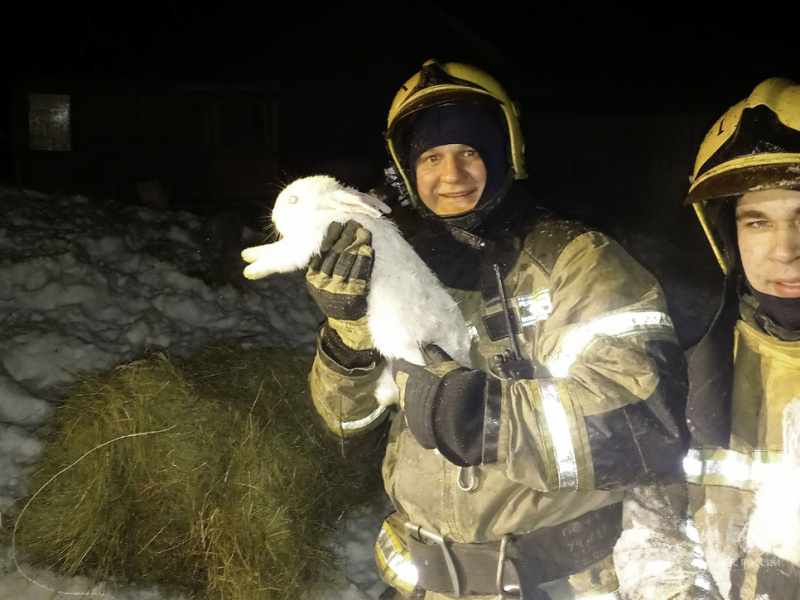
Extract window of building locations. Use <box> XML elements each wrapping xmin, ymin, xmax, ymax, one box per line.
<box><xmin>28</xmin><ymin>94</ymin><xmax>71</xmax><ymax>151</ymax></box>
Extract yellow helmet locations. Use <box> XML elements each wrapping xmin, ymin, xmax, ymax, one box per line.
<box><xmin>686</xmin><ymin>77</ymin><xmax>800</xmax><ymax>273</ymax></box>
<box><xmin>384</xmin><ymin>59</ymin><xmax>527</xmax><ymax>215</ymax></box>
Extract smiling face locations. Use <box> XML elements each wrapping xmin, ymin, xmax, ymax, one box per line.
<box><xmin>414</xmin><ymin>144</ymin><xmax>487</xmax><ymax>216</ymax></box>
<box><xmin>736</xmin><ymin>189</ymin><xmax>800</xmax><ymax>298</ymax></box>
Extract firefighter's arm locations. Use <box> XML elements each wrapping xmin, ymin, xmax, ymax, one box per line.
<box><xmin>502</xmin><ymin>232</ymin><xmax>688</xmax><ymax>490</ymax></box>
<box><xmin>306</xmin><ymin>221</ymin><xmax>391</xmax><ymax>456</ymax></box>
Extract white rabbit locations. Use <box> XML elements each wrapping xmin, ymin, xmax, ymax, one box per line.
<box><xmin>746</xmin><ymin>398</ymin><xmax>800</xmax><ymax>566</ymax></box>
<box><xmin>241</xmin><ymin>175</ymin><xmax>473</xmax><ymax>406</ymax></box>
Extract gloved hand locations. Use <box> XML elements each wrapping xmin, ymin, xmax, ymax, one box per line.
<box><xmin>307</xmin><ymin>221</ymin><xmax>382</xmax><ymax>370</ymax></box>
<box><xmin>307</xmin><ymin>220</ymin><xmax>375</xmax><ymax>351</ymax></box>
<box><xmin>393</xmin><ymin>345</ymin><xmax>501</xmax><ymax>467</ymax></box>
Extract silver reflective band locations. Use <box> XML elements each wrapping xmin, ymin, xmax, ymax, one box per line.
<box><xmin>517</xmin><ymin>289</ymin><xmax>552</xmax><ymax>328</ymax></box>
<box><xmin>537</xmin><ymin>378</ymin><xmax>579</xmax><ymax>490</ymax></box>
<box><xmin>376</xmin><ymin>526</ymin><xmax>419</xmax><ymax>587</ymax></box>
<box><xmin>466</xmin><ymin>290</ymin><xmax>552</xmax><ymax>342</ymax></box>
<box><xmin>339</xmin><ymin>403</ymin><xmax>388</xmax><ymax>432</ymax></box>
<box><xmin>681</xmin><ymin>516</ymin><xmax>701</xmax><ymax>545</ymax></box>
<box><xmin>682</xmin><ymin>517</ymin><xmax>715</xmax><ymax>592</ymax></box>
<box><xmin>547</xmin><ymin>308</ymin><xmax>674</xmax><ymax>377</ymax></box>
<box><xmin>683</xmin><ymin>447</ymin><xmax>784</xmax><ymax>491</ymax></box>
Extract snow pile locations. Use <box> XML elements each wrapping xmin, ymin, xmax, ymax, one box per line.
<box><xmin>1</xmin><ymin>188</ymin><xmax>321</xmax><ymax>398</ymax></box>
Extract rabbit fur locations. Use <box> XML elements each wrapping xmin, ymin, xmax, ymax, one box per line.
<box><xmin>241</xmin><ymin>175</ymin><xmax>473</xmax><ymax>406</ymax></box>
<box><xmin>746</xmin><ymin>398</ymin><xmax>800</xmax><ymax>567</ymax></box>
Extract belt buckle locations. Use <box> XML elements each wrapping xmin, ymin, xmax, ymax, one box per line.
<box><xmin>497</xmin><ymin>533</ymin><xmax>522</xmax><ymax>599</ymax></box>
<box><xmin>405</xmin><ymin>523</ymin><xmax>462</xmax><ymax>596</ymax></box>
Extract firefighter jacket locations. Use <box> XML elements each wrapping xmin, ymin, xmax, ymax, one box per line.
<box><xmin>309</xmin><ymin>189</ymin><xmax>688</xmax><ymax>598</ymax></box>
<box><xmin>614</xmin><ymin>292</ymin><xmax>800</xmax><ymax>600</ymax></box>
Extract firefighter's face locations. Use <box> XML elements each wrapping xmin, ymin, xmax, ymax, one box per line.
<box><xmin>414</xmin><ymin>144</ymin><xmax>486</xmax><ymax>216</ymax></box>
<box><xmin>736</xmin><ymin>189</ymin><xmax>800</xmax><ymax>298</ymax></box>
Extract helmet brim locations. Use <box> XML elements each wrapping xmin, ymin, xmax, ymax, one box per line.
<box><xmin>686</xmin><ymin>158</ymin><xmax>800</xmax><ymax>205</ymax></box>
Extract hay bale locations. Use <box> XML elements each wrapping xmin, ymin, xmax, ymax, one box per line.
<box><xmin>9</xmin><ymin>346</ymin><xmax>384</xmax><ymax>599</ymax></box>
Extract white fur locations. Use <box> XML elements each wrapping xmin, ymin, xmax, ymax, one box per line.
<box><xmin>747</xmin><ymin>398</ymin><xmax>800</xmax><ymax>566</ymax></box>
<box><xmin>241</xmin><ymin>175</ymin><xmax>473</xmax><ymax>405</ymax></box>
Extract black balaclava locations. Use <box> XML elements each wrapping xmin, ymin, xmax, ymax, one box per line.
<box><xmin>405</xmin><ymin>102</ymin><xmax>510</xmax><ymax>230</ymax></box>
<box><xmin>745</xmin><ymin>283</ymin><xmax>800</xmax><ymax>335</ymax></box>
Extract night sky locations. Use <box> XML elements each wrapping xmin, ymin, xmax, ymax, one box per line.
<box><xmin>4</xmin><ymin>4</ymin><xmax>799</xmax><ymax>124</ymax></box>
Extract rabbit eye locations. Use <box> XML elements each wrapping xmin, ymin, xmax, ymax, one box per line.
<box><xmin>288</xmin><ymin>195</ymin><xmax>299</xmax><ymax>204</ymax></box>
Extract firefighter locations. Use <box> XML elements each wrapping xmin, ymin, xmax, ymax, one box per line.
<box><xmin>307</xmin><ymin>59</ymin><xmax>689</xmax><ymax>599</ymax></box>
<box><xmin>614</xmin><ymin>77</ymin><xmax>800</xmax><ymax>599</ymax></box>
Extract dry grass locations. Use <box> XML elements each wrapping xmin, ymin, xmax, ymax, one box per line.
<box><xmin>8</xmin><ymin>345</ymin><xmax>384</xmax><ymax>599</ymax></box>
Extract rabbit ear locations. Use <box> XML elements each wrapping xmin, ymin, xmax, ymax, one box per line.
<box><xmin>329</xmin><ymin>187</ymin><xmax>392</xmax><ymax>218</ymax></box>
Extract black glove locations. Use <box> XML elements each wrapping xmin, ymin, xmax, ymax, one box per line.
<box><xmin>393</xmin><ymin>345</ymin><xmax>501</xmax><ymax>467</ymax></box>
<box><xmin>307</xmin><ymin>221</ymin><xmax>379</xmax><ymax>368</ymax></box>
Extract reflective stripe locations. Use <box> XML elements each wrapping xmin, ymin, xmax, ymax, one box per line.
<box><xmin>683</xmin><ymin>447</ymin><xmax>784</xmax><ymax>491</ymax></box>
<box><xmin>517</xmin><ymin>289</ymin><xmax>552</xmax><ymax>327</ymax></box>
<box><xmin>375</xmin><ymin>521</ymin><xmax>418</xmax><ymax>592</ymax></box>
<box><xmin>537</xmin><ymin>378</ymin><xmax>579</xmax><ymax>490</ymax></box>
<box><xmin>466</xmin><ymin>290</ymin><xmax>552</xmax><ymax>342</ymax></box>
<box><xmin>337</xmin><ymin>403</ymin><xmax>388</xmax><ymax>432</ymax></box>
<box><xmin>682</xmin><ymin>515</ymin><xmax>700</xmax><ymax>544</ymax></box>
<box><xmin>547</xmin><ymin>308</ymin><xmax>674</xmax><ymax>377</ymax></box>
<box><xmin>682</xmin><ymin>516</ymin><xmax>716</xmax><ymax>593</ymax></box>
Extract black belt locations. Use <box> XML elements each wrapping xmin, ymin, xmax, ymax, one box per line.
<box><xmin>406</xmin><ymin>502</ymin><xmax>622</xmax><ymax>598</ymax></box>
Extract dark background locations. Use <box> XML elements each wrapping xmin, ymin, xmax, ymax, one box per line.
<box><xmin>2</xmin><ymin>1</ymin><xmax>799</xmax><ymax>345</ymax></box>
<box><xmin>3</xmin><ymin>1</ymin><xmax>799</xmax><ymax>180</ymax></box>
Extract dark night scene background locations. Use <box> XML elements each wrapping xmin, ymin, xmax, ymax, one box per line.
<box><xmin>3</xmin><ymin>1</ymin><xmax>800</xmax><ymax>344</ymax></box>
<box><xmin>0</xmin><ymin>1</ymin><xmax>799</xmax><ymax>598</ymax></box>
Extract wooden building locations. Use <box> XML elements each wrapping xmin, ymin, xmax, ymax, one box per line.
<box><xmin>10</xmin><ymin>78</ymin><xmax>281</xmax><ymax>222</ymax></box>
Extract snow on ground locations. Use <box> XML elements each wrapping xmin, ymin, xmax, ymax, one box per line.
<box><xmin>0</xmin><ymin>183</ymin><xmax>388</xmax><ymax>599</ymax></box>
